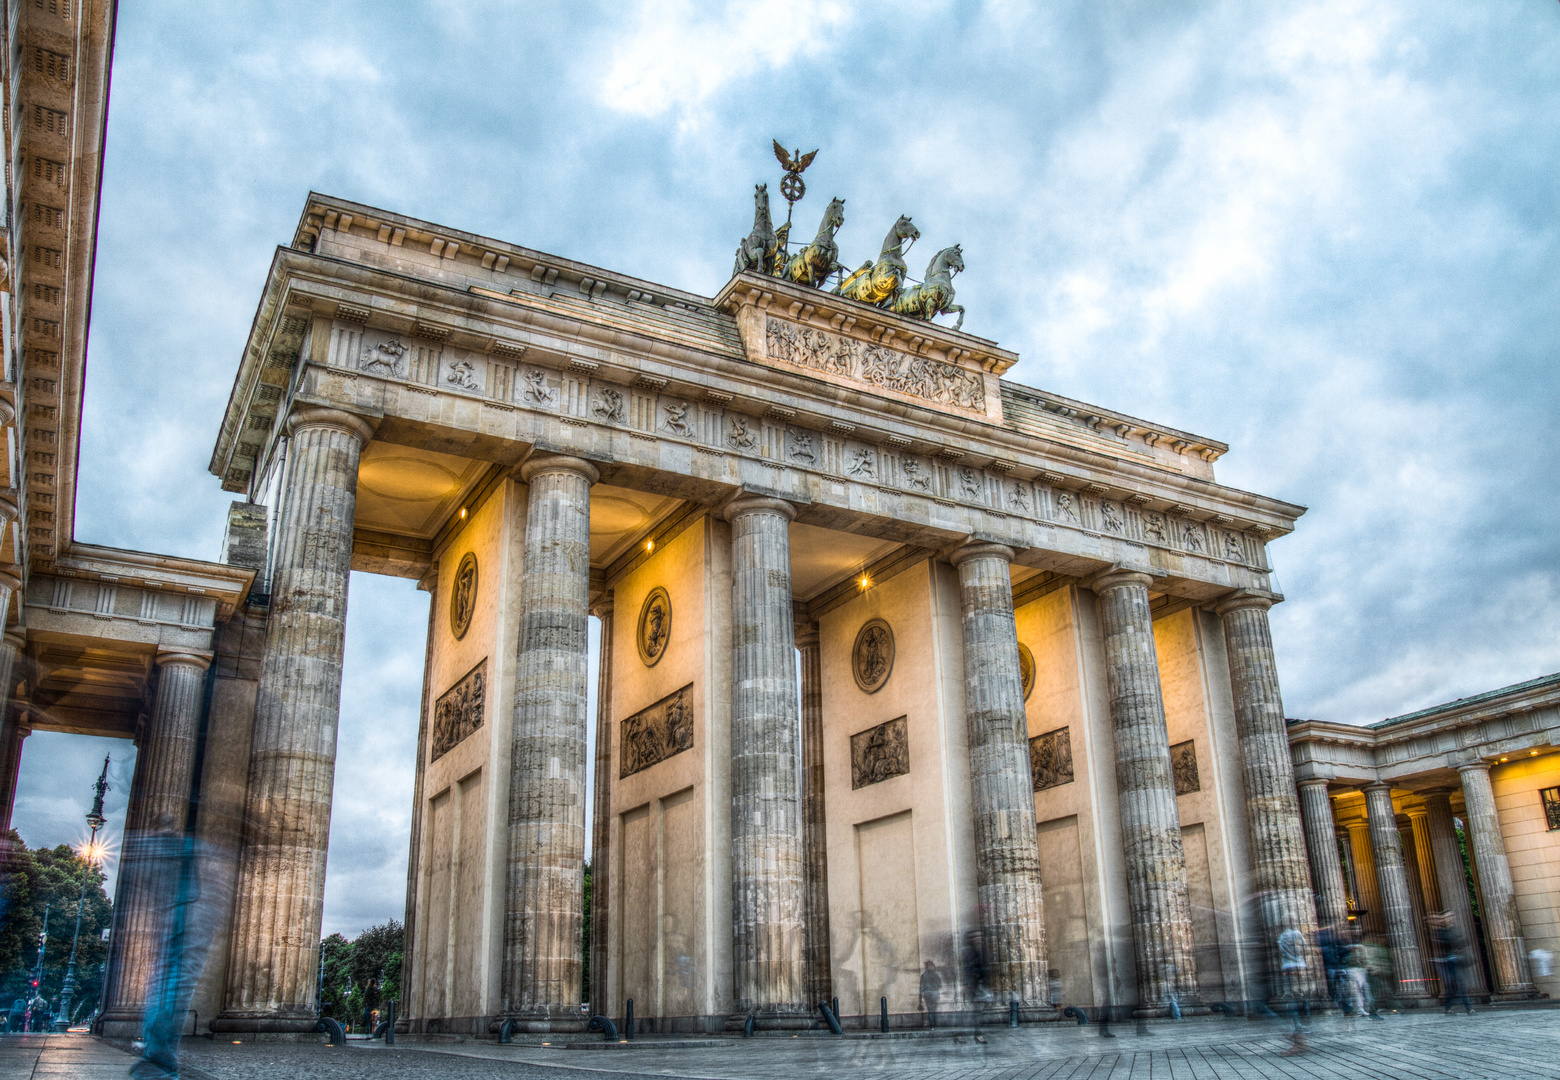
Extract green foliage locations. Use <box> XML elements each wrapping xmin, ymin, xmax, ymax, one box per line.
<box><xmin>318</xmin><ymin>920</ymin><xmax>403</xmax><ymax>1029</ymax></box>
<box><xmin>0</xmin><ymin>831</ymin><xmax>113</xmax><ymax>1023</ymax></box>
<box><xmin>582</xmin><ymin>862</ymin><xmax>592</xmax><ymax>1003</ymax></box>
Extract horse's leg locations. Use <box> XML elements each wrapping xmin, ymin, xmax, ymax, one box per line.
<box><xmin>948</xmin><ymin>304</ymin><xmax>965</xmax><ymax>331</ymax></box>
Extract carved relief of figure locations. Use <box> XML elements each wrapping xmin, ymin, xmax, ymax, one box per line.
<box><xmin>1008</xmin><ymin>482</ymin><xmax>1032</xmax><ymax>514</ymax></box>
<box><xmin>620</xmin><ymin>682</ymin><xmax>697</xmax><ymax>777</ymax></box>
<box><xmin>449</xmin><ymin>552</ymin><xmax>478</xmax><ymax>640</ymax></box>
<box><xmin>726</xmin><ymin>416</ymin><xmax>757</xmax><ymax>450</ymax></box>
<box><xmin>852</xmin><ymin>619</ymin><xmax>895</xmax><ymax>693</ymax></box>
<box><xmin>665</xmin><ymin>688</ymin><xmax>693</xmax><ymax>755</ymax></box>
<box><xmin>1182</xmin><ymin>522</ymin><xmax>1204</xmax><ymax>552</ymax></box>
<box><xmin>1029</xmin><ymin>727</ymin><xmax>1074</xmax><ymax>791</ymax></box>
<box><xmin>592</xmin><ymin>386</ymin><xmax>626</xmax><ymax>424</ymax></box>
<box><xmin>850</xmin><ymin>716</ymin><xmax>909</xmax><ymax>789</ymax></box>
<box><xmin>432</xmin><ymin>661</ymin><xmax>487</xmax><ymax>761</ymax></box>
<box><xmin>361</xmin><ymin>338</ymin><xmax>407</xmax><ymax>376</ymax></box>
<box><xmin>1143</xmin><ymin>512</ymin><xmax>1167</xmax><ymax>541</ymax></box>
<box><xmin>521</xmin><ymin>367</ymin><xmax>556</xmax><ymax>405</ymax></box>
<box><xmin>1223</xmin><ymin>532</ymin><xmax>1245</xmax><ymax>561</ymax></box>
<box><xmin>847</xmin><ymin>447</ymin><xmax>876</xmax><ymax>479</ymax></box>
<box><xmin>1100</xmin><ymin>501</ymin><xmax>1124</xmax><ymax>533</ymax></box>
<box><xmin>958</xmin><ymin>466</ymin><xmax>982</xmax><ymax>500</ymax></box>
<box><xmin>445</xmin><ymin>358</ymin><xmax>480</xmax><ymax>391</ymax></box>
<box><xmin>1055</xmin><ymin>493</ymin><xmax>1079</xmax><ymax>522</ymax></box>
<box><xmin>787</xmin><ymin>429</ymin><xmax>817</xmax><ymax>464</ymax></box>
<box><xmin>1170</xmin><ymin>740</ymin><xmax>1200</xmax><ymax>794</ymax></box>
<box><xmin>901</xmin><ymin>457</ymin><xmax>931</xmax><ymax>491</ymax></box>
<box><xmin>663</xmin><ymin>401</ymin><xmax>694</xmax><ymax>438</ymax></box>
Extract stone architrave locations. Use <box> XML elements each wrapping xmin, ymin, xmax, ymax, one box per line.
<box><xmin>724</xmin><ymin>494</ymin><xmax>806</xmax><ymax>1016</ymax></box>
<box><xmin>1090</xmin><ymin>569</ymin><xmax>1199</xmax><ymax>1015</ymax></box>
<box><xmin>214</xmin><ymin>407</ymin><xmax>373</xmax><ymax>1032</ymax></box>
<box><xmin>1296</xmin><ymin>780</ymin><xmax>1350</xmax><ymax>930</ymax></box>
<box><xmin>504</xmin><ymin>453</ymin><xmax>598</xmax><ymax>1024</ymax></box>
<box><xmin>98</xmin><ymin>651</ymin><xmax>212</xmax><ymax>1032</ymax></box>
<box><xmin>1421</xmin><ymin>791</ymin><xmax>1488</xmax><ymax>995</ymax></box>
<box><xmin>795</xmin><ymin>622</ymin><xmax>832</xmax><ymax>1008</ymax></box>
<box><xmin>1362</xmin><ymin>782</ymin><xmax>1431</xmax><ymax>1000</ymax></box>
<box><xmin>1457</xmin><ymin>763</ymin><xmax>1536</xmax><ymax>996</ymax></box>
<box><xmin>588</xmin><ymin>595</ymin><xmax>614</xmax><ymax>1013</ymax></box>
<box><xmin>1215</xmin><ymin>593</ymin><xmax>1323</xmax><ymax>997</ymax></box>
<box><xmin>950</xmin><ymin>541</ymin><xmax>1048</xmax><ymax>1007</ymax></box>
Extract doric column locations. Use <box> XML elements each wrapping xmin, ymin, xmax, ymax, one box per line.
<box><xmin>503</xmin><ymin>453</ymin><xmax>598</xmax><ymax>1023</ymax></box>
<box><xmin>588</xmin><ymin>593</ymin><xmax>615</xmax><ymax>1012</ymax></box>
<box><xmin>795</xmin><ymin>621</ymin><xmax>832</xmax><ymax>1007</ymax></box>
<box><xmin>1343</xmin><ymin>820</ymin><xmax>1381</xmax><ymax>933</ymax></box>
<box><xmin>98</xmin><ymin>652</ymin><xmax>212</xmax><ymax>1029</ymax></box>
<box><xmin>215</xmin><ymin>407</ymin><xmax>373</xmax><ymax>1031</ymax></box>
<box><xmin>1297</xmin><ymin>780</ymin><xmax>1349</xmax><ymax>929</ymax></box>
<box><xmin>1457</xmin><ymin>763</ymin><xmax>1535</xmax><ymax>995</ymax></box>
<box><xmin>1215</xmin><ymin>594</ymin><xmax>1322</xmax><ymax>996</ymax></box>
<box><xmin>1362</xmin><ymin>783</ymin><xmax>1430</xmax><ymax>999</ymax></box>
<box><xmin>724</xmin><ymin>494</ymin><xmax>805</xmax><ymax>1015</ymax></box>
<box><xmin>1090</xmin><ymin>569</ymin><xmax>1198</xmax><ymax>1014</ymax></box>
<box><xmin>1422</xmin><ymin>791</ymin><xmax>1488</xmax><ymax>995</ymax></box>
<box><xmin>0</xmin><ymin>626</ymin><xmax>27</xmax><ymax>836</ymax></box>
<box><xmin>951</xmin><ymin>542</ymin><xmax>1047</xmax><ymax>1006</ymax></box>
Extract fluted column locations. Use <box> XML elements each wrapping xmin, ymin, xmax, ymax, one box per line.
<box><xmin>215</xmin><ymin>407</ymin><xmax>373</xmax><ymax>1031</ymax></box>
<box><xmin>1090</xmin><ymin>569</ymin><xmax>1198</xmax><ymax>1014</ymax></box>
<box><xmin>1362</xmin><ymin>783</ymin><xmax>1430</xmax><ymax>999</ymax></box>
<box><xmin>1422</xmin><ymin>791</ymin><xmax>1488</xmax><ymax>995</ymax></box>
<box><xmin>795</xmin><ymin>621</ymin><xmax>832</xmax><ymax>1007</ymax></box>
<box><xmin>1297</xmin><ymin>780</ymin><xmax>1349</xmax><ymax>930</ymax></box>
<box><xmin>99</xmin><ymin>652</ymin><xmax>212</xmax><ymax>1029</ymax></box>
<box><xmin>0</xmin><ymin>625</ymin><xmax>26</xmax><ymax>836</ymax></box>
<box><xmin>1457</xmin><ymin>763</ymin><xmax>1535</xmax><ymax>995</ymax></box>
<box><xmin>724</xmin><ymin>494</ymin><xmax>805</xmax><ymax>1015</ymax></box>
<box><xmin>951</xmin><ymin>542</ymin><xmax>1047</xmax><ymax>1006</ymax></box>
<box><xmin>1216</xmin><ymin>594</ymin><xmax>1322</xmax><ymax>996</ymax></box>
<box><xmin>588</xmin><ymin>594</ymin><xmax>615</xmax><ymax>1012</ymax></box>
<box><xmin>503</xmin><ymin>453</ymin><xmax>598</xmax><ymax>1023</ymax></box>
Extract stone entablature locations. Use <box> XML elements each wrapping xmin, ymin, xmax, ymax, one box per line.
<box><xmin>1288</xmin><ymin>672</ymin><xmax>1560</xmax><ymax>784</ymax></box>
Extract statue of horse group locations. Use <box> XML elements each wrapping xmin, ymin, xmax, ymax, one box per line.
<box><xmin>892</xmin><ymin>244</ymin><xmax>965</xmax><ymax>330</ymax></box>
<box><xmin>834</xmin><ymin>214</ymin><xmax>920</xmax><ymax>305</ymax></box>
<box><xmin>734</xmin><ymin>184</ymin><xmax>776</xmax><ymax>276</ymax></box>
<box><xmin>778</xmin><ymin>197</ymin><xmax>845</xmax><ymax>288</ymax></box>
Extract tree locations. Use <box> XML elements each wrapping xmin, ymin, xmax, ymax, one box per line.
<box><xmin>0</xmin><ymin>832</ymin><xmax>113</xmax><ymax>1022</ymax></box>
<box><xmin>318</xmin><ymin>921</ymin><xmax>403</xmax><ymax>1028</ymax></box>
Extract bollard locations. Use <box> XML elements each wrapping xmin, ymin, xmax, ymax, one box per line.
<box><xmin>316</xmin><ymin>1017</ymin><xmax>345</xmax><ymax>1045</ymax></box>
<box><xmin>498</xmin><ymin>1017</ymin><xmax>516</xmax><ymax>1044</ymax></box>
<box><xmin>818</xmin><ymin>1002</ymin><xmax>842</xmax><ymax>1035</ymax></box>
<box><xmin>880</xmin><ymin>997</ymin><xmax>889</xmax><ymax>1033</ymax></box>
<box><xmin>625</xmin><ymin>998</ymin><xmax>634</xmax><ymax>1040</ymax></box>
<box><xmin>385</xmin><ymin>1000</ymin><xmax>395</xmax><ymax>1045</ymax></box>
<box><xmin>743</xmin><ymin>1011</ymin><xmax>756</xmax><ymax>1038</ymax></box>
<box><xmin>1009</xmin><ymin>1000</ymin><xmax>1018</xmax><ymax>1028</ymax></box>
<box><xmin>1062</xmin><ymin>1006</ymin><xmax>1088</xmax><ymax>1025</ymax></box>
<box><xmin>587</xmin><ymin>1015</ymin><xmax>619</xmax><ymax>1040</ymax></box>
<box><xmin>831</xmin><ymin>996</ymin><xmax>840</xmax><ymax>1022</ymax></box>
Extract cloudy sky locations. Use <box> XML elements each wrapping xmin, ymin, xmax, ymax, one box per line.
<box><xmin>13</xmin><ymin>1</ymin><xmax>1560</xmax><ymax>937</ymax></box>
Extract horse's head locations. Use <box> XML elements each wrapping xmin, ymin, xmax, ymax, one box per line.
<box><xmin>822</xmin><ymin>197</ymin><xmax>846</xmax><ymax>234</ymax></box>
<box><xmin>929</xmin><ymin>244</ymin><xmax>964</xmax><ymax>277</ymax></box>
<box><xmin>882</xmin><ymin>214</ymin><xmax>919</xmax><ymax>254</ymax></box>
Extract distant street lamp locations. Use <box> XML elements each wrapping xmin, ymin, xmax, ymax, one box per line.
<box><xmin>54</xmin><ymin>755</ymin><xmax>110</xmax><ymax>1032</ymax></box>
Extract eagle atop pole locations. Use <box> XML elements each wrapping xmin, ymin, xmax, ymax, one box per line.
<box><xmin>772</xmin><ymin>140</ymin><xmax>818</xmax><ymax>236</ymax></box>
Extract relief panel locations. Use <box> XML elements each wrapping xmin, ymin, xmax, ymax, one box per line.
<box><xmin>1030</xmin><ymin>726</ymin><xmax>1074</xmax><ymax>791</ymax></box>
<box><xmin>850</xmin><ymin>715</ymin><xmax>909</xmax><ymax>789</ymax></box>
<box><xmin>431</xmin><ymin>660</ymin><xmax>486</xmax><ymax>762</ymax></box>
<box><xmin>620</xmin><ymin>683</ymin><xmax>695</xmax><ymax>777</ymax></box>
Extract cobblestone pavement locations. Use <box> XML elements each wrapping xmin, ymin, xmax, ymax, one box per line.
<box><xmin>2</xmin><ymin>1008</ymin><xmax>1556</xmax><ymax>1080</ymax></box>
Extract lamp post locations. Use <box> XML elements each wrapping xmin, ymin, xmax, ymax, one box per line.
<box><xmin>54</xmin><ymin>755</ymin><xmax>109</xmax><ymax>1032</ymax></box>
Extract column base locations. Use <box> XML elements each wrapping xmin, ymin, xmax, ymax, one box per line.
<box><xmin>486</xmin><ymin>1012</ymin><xmax>590</xmax><ymax>1036</ymax></box>
<box><xmin>209</xmin><ymin>1012</ymin><xmax>322</xmax><ymax>1034</ymax></box>
<box><xmin>96</xmin><ymin>1018</ymin><xmax>145</xmax><ymax>1038</ymax></box>
<box><xmin>1489</xmin><ymin>989</ymin><xmax>1544</xmax><ymax>1003</ymax></box>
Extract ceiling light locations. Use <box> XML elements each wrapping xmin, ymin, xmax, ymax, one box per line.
<box><xmin>458</xmin><ymin>506</ymin><xmax>467</xmax><ymax>520</ymax></box>
<box><xmin>859</xmin><ymin>574</ymin><xmax>871</xmax><ymax>590</ymax></box>
<box><xmin>646</xmin><ymin>539</ymin><xmax>654</xmax><ymax>553</ymax></box>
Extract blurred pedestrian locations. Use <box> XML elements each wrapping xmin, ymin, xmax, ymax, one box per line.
<box><xmin>1317</xmin><ymin>920</ymin><xmax>1347</xmax><ymax>1010</ymax></box>
<box><xmin>1429</xmin><ymin>912</ymin><xmax>1472</xmax><ymax>1015</ymax></box>
<box><xmin>1277</xmin><ymin>926</ymin><xmax>1311</xmax><ymax>1055</ymax></box>
<box><xmin>919</xmin><ymin>960</ymin><xmax>942</xmax><ymax>1026</ymax></box>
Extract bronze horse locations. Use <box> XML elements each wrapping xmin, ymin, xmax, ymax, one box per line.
<box><xmin>834</xmin><ymin>214</ymin><xmax>919</xmax><ymax>306</ymax></box>
<box><xmin>893</xmin><ymin>244</ymin><xmax>966</xmax><ymax>330</ymax></box>
<box><xmin>778</xmin><ymin>196</ymin><xmax>845</xmax><ymax>288</ymax></box>
<box><xmin>733</xmin><ymin>184</ymin><xmax>776</xmax><ymax>277</ymax></box>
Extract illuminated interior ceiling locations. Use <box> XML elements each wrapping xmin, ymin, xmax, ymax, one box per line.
<box><xmin>26</xmin><ymin>641</ymin><xmax>149</xmax><ymax>738</ymax></box>
<box><xmin>788</xmin><ymin>522</ymin><xmax>900</xmax><ymax>602</ymax></box>
<box><xmin>355</xmin><ymin>443</ymin><xmax>490</xmax><ymax>538</ymax></box>
<box><xmin>590</xmin><ymin>485</ymin><xmax>681</xmax><ymax>566</ymax></box>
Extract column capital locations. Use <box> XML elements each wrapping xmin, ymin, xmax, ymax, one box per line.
<box><xmin>519</xmin><ymin>452</ymin><xmax>600</xmax><ymax>486</ymax></box>
<box><xmin>0</xmin><ymin>489</ymin><xmax>18</xmax><ymax>528</ymax></box>
<box><xmin>590</xmin><ymin>592</ymin><xmax>615</xmax><ymax>619</ymax></box>
<box><xmin>155</xmin><ymin>650</ymin><xmax>212</xmax><ymax>672</ymax></box>
<box><xmin>3</xmin><ymin>630</ymin><xmax>24</xmax><ymax>652</ymax></box>
<box><xmin>1456</xmin><ymin>760</ymin><xmax>1492</xmax><ymax>776</ymax></box>
<box><xmin>1297</xmin><ymin>777</ymin><xmax>1332</xmax><ymax>792</ymax></box>
<box><xmin>793</xmin><ymin>621</ymin><xmax>820</xmax><ymax>649</ymax></box>
<box><xmin>948</xmin><ymin>540</ymin><xmax>1016</xmax><ymax>568</ymax></box>
<box><xmin>1362</xmin><ymin>779</ymin><xmax>1393</xmax><ymax>794</ymax></box>
<box><xmin>286</xmin><ymin>406</ymin><xmax>377</xmax><ymax>447</ymax></box>
<box><xmin>0</xmin><ymin>566</ymin><xmax>21</xmax><ymax>593</ymax></box>
<box><xmin>1087</xmin><ymin>566</ymin><xmax>1154</xmax><ymax>594</ymax></box>
<box><xmin>0</xmin><ymin>398</ymin><xmax>14</xmax><ymax>427</ymax></box>
<box><xmin>1213</xmin><ymin>589</ymin><xmax>1275</xmax><ymax>617</ymax></box>
<box><xmin>722</xmin><ymin>493</ymin><xmax>798</xmax><ymax>523</ymax></box>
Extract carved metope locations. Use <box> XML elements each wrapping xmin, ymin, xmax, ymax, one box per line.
<box><xmin>636</xmin><ymin>586</ymin><xmax>672</xmax><ymax>667</ymax></box>
<box><xmin>431</xmin><ymin>660</ymin><xmax>487</xmax><ymax>762</ymax></box>
<box><xmin>1030</xmin><ymin>728</ymin><xmax>1074</xmax><ymax>792</ymax></box>
<box><xmin>1169</xmin><ymin>741</ymin><xmax>1200</xmax><ymax>796</ymax></box>
<box><xmin>851</xmin><ymin>618</ymin><xmax>894</xmax><ymax>694</ymax></box>
<box><xmin>764</xmin><ymin>317</ymin><xmax>985</xmax><ymax>411</ymax></box>
<box><xmin>850</xmin><ymin>716</ymin><xmax>909</xmax><ymax>789</ymax></box>
<box><xmin>619</xmin><ymin>684</ymin><xmax>695</xmax><ymax>778</ymax></box>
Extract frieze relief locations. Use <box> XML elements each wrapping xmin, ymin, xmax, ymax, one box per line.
<box><xmin>1030</xmin><ymin>727</ymin><xmax>1074</xmax><ymax>791</ymax></box>
<box><xmin>763</xmin><ymin>316</ymin><xmax>985</xmax><ymax>412</ymax></box>
<box><xmin>1170</xmin><ymin>740</ymin><xmax>1200</xmax><ymax>795</ymax></box>
<box><xmin>620</xmin><ymin>683</ymin><xmax>695</xmax><ymax>778</ymax></box>
<box><xmin>431</xmin><ymin>660</ymin><xmax>487</xmax><ymax>762</ymax></box>
<box><xmin>850</xmin><ymin>715</ymin><xmax>910</xmax><ymax>789</ymax></box>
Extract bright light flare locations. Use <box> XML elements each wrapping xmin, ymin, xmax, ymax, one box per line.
<box><xmin>76</xmin><ymin>833</ymin><xmax>116</xmax><ymax>867</ymax></box>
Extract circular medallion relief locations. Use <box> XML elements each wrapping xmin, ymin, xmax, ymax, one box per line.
<box><xmin>449</xmin><ymin>552</ymin><xmax>478</xmax><ymax>640</ymax></box>
<box><xmin>1019</xmin><ymin>642</ymin><xmax>1036</xmax><ymax>702</ymax></box>
<box><xmin>852</xmin><ymin>618</ymin><xmax>895</xmax><ymax>694</ymax></box>
<box><xmin>637</xmin><ymin>586</ymin><xmax>672</xmax><ymax>667</ymax></box>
